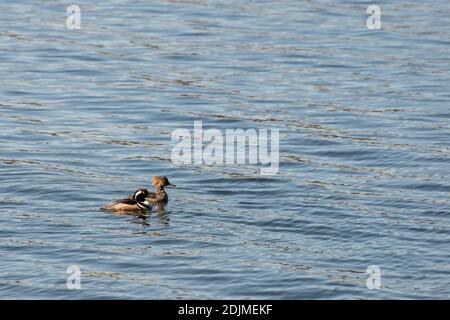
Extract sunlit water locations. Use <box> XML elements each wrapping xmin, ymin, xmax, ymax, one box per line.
<box><xmin>0</xmin><ymin>0</ymin><xmax>449</xmax><ymax>299</ymax></box>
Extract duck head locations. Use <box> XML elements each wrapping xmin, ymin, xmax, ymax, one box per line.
<box><xmin>133</xmin><ymin>188</ymin><xmax>149</xmax><ymax>202</ymax></box>
<box><xmin>151</xmin><ymin>176</ymin><xmax>176</xmax><ymax>189</ymax></box>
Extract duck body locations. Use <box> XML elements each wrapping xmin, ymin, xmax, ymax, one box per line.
<box><xmin>102</xmin><ymin>188</ymin><xmax>152</xmax><ymax>212</ymax></box>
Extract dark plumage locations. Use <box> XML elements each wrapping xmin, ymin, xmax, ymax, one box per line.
<box><xmin>102</xmin><ymin>188</ymin><xmax>151</xmax><ymax>212</ymax></box>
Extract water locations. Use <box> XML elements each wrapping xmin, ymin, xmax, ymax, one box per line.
<box><xmin>0</xmin><ymin>0</ymin><xmax>449</xmax><ymax>299</ymax></box>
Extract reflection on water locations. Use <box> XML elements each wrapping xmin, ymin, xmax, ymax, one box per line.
<box><xmin>0</xmin><ymin>0</ymin><xmax>449</xmax><ymax>299</ymax></box>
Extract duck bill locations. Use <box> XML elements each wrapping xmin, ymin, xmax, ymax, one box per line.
<box><xmin>167</xmin><ymin>183</ymin><xmax>176</xmax><ymax>188</ymax></box>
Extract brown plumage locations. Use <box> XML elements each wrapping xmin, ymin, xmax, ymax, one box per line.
<box><xmin>102</xmin><ymin>188</ymin><xmax>151</xmax><ymax>212</ymax></box>
<box><xmin>145</xmin><ymin>176</ymin><xmax>176</xmax><ymax>204</ymax></box>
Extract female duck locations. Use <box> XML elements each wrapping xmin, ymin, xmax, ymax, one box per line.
<box><xmin>146</xmin><ymin>176</ymin><xmax>176</xmax><ymax>204</ymax></box>
<box><xmin>102</xmin><ymin>188</ymin><xmax>152</xmax><ymax>212</ymax></box>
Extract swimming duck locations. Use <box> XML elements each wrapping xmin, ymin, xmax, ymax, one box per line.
<box><xmin>102</xmin><ymin>188</ymin><xmax>152</xmax><ymax>212</ymax></box>
<box><xmin>145</xmin><ymin>176</ymin><xmax>176</xmax><ymax>204</ymax></box>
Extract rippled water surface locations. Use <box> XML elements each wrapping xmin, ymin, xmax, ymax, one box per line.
<box><xmin>1</xmin><ymin>0</ymin><xmax>449</xmax><ymax>299</ymax></box>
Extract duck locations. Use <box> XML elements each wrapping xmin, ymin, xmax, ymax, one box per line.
<box><xmin>145</xmin><ymin>176</ymin><xmax>176</xmax><ymax>204</ymax></box>
<box><xmin>102</xmin><ymin>188</ymin><xmax>152</xmax><ymax>212</ymax></box>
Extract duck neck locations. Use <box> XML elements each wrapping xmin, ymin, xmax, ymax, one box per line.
<box><xmin>155</xmin><ymin>186</ymin><xmax>166</xmax><ymax>193</ymax></box>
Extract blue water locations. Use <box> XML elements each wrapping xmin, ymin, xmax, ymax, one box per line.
<box><xmin>0</xmin><ymin>0</ymin><xmax>449</xmax><ymax>299</ymax></box>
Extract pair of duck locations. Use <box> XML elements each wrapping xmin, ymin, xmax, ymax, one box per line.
<box><xmin>102</xmin><ymin>176</ymin><xmax>175</xmax><ymax>212</ymax></box>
